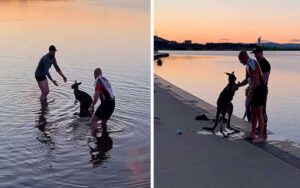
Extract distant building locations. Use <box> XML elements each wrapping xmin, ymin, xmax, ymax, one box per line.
<box><xmin>184</xmin><ymin>40</ymin><xmax>192</xmax><ymax>45</ymax></box>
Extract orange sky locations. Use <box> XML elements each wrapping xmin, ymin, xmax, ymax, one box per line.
<box><xmin>0</xmin><ymin>0</ymin><xmax>149</xmax><ymax>56</ymax></box>
<box><xmin>155</xmin><ymin>0</ymin><xmax>300</xmax><ymax>43</ymax></box>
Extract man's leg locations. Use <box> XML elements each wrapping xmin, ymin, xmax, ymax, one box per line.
<box><xmin>91</xmin><ymin>115</ymin><xmax>99</xmax><ymax>137</ymax></box>
<box><xmin>257</xmin><ymin>106</ymin><xmax>264</xmax><ymax>138</ymax></box>
<box><xmin>101</xmin><ymin>119</ymin><xmax>108</xmax><ymax>135</ymax></box>
<box><xmin>250</xmin><ymin>107</ymin><xmax>257</xmax><ymax>138</ymax></box>
<box><xmin>252</xmin><ymin>106</ymin><xmax>265</xmax><ymax>143</ymax></box>
<box><xmin>37</xmin><ymin>80</ymin><xmax>49</xmax><ymax>101</ymax></box>
<box><xmin>263</xmin><ymin>99</ymin><xmax>268</xmax><ymax>135</ymax></box>
<box><xmin>246</xmin><ymin>104</ymin><xmax>251</xmax><ymax>122</ymax></box>
<box><xmin>245</xmin><ymin>87</ymin><xmax>251</xmax><ymax>122</ymax></box>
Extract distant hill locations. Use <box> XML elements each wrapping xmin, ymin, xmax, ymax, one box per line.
<box><xmin>154</xmin><ymin>36</ymin><xmax>300</xmax><ymax>51</ymax></box>
<box><xmin>261</xmin><ymin>42</ymin><xmax>300</xmax><ymax>49</ymax></box>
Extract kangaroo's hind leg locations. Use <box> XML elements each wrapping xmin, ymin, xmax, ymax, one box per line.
<box><xmin>203</xmin><ymin>109</ymin><xmax>220</xmax><ymax>133</ymax></box>
<box><xmin>226</xmin><ymin>103</ymin><xmax>240</xmax><ymax>133</ymax></box>
<box><xmin>220</xmin><ymin>111</ymin><xmax>228</xmax><ymax>138</ymax></box>
<box><xmin>80</xmin><ymin>101</ymin><xmax>91</xmax><ymax>117</ymax></box>
<box><xmin>79</xmin><ymin>104</ymin><xmax>85</xmax><ymax>117</ymax></box>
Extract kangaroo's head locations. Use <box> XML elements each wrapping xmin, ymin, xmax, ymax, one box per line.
<box><xmin>71</xmin><ymin>80</ymin><xmax>81</xmax><ymax>90</ymax></box>
<box><xmin>225</xmin><ymin>71</ymin><xmax>237</xmax><ymax>84</ymax></box>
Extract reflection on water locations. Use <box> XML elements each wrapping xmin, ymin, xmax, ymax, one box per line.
<box><xmin>89</xmin><ymin>134</ymin><xmax>113</xmax><ymax>167</ymax></box>
<box><xmin>35</xmin><ymin>101</ymin><xmax>55</xmax><ymax>149</ymax></box>
<box><xmin>0</xmin><ymin>0</ymin><xmax>150</xmax><ymax>187</ymax></box>
<box><xmin>155</xmin><ymin>51</ymin><xmax>300</xmax><ymax>145</ymax></box>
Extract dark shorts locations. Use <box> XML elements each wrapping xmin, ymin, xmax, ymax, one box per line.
<box><xmin>35</xmin><ymin>75</ymin><xmax>47</xmax><ymax>81</ymax></box>
<box><xmin>95</xmin><ymin>99</ymin><xmax>115</xmax><ymax>120</ymax></box>
<box><xmin>252</xmin><ymin>85</ymin><xmax>268</xmax><ymax>107</ymax></box>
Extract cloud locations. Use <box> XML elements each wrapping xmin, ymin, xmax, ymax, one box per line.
<box><xmin>289</xmin><ymin>39</ymin><xmax>300</xmax><ymax>43</ymax></box>
<box><xmin>219</xmin><ymin>38</ymin><xmax>230</xmax><ymax>41</ymax></box>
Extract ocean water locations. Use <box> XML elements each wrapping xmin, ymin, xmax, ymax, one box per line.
<box><xmin>0</xmin><ymin>1</ymin><xmax>150</xmax><ymax>187</ymax></box>
<box><xmin>155</xmin><ymin>51</ymin><xmax>300</xmax><ymax>145</ymax></box>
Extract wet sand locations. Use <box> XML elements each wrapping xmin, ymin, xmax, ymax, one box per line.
<box><xmin>154</xmin><ymin>75</ymin><xmax>300</xmax><ymax>188</ymax></box>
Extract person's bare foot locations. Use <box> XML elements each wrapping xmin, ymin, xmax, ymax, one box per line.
<box><xmin>252</xmin><ymin>136</ymin><xmax>264</xmax><ymax>143</ymax></box>
<box><xmin>244</xmin><ymin>133</ymin><xmax>255</xmax><ymax>141</ymax></box>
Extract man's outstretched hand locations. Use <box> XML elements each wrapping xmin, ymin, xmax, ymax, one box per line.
<box><xmin>52</xmin><ymin>80</ymin><xmax>58</xmax><ymax>86</ymax></box>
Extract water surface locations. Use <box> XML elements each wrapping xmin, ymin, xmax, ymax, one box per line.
<box><xmin>0</xmin><ymin>1</ymin><xmax>150</xmax><ymax>187</ymax></box>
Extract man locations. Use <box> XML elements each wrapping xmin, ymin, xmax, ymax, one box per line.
<box><xmin>35</xmin><ymin>45</ymin><xmax>67</xmax><ymax>101</ymax></box>
<box><xmin>251</xmin><ymin>46</ymin><xmax>271</xmax><ymax>136</ymax></box>
<box><xmin>89</xmin><ymin>68</ymin><xmax>115</xmax><ymax>137</ymax></box>
<box><xmin>237</xmin><ymin>51</ymin><xmax>265</xmax><ymax>143</ymax></box>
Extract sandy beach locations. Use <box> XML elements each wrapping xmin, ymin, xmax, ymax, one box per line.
<box><xmin>154</xmin><ymin>75</ymin><xmax>300</xmax><ymax>188</ymax></box>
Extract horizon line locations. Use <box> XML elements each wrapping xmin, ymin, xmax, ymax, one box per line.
<box><xmin>154</xmin><ymin>35</ymin><xmax>300</xmax><ymax>45</ymax></box>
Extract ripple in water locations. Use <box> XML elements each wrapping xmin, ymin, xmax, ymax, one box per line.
<box><xmin>0</xmin><ymin>67</ymin><xmax>150</xmax><ymax>188</ymax></box>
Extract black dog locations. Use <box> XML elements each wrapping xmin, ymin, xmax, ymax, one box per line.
<box><xmin>203</xmin><ymin>72</ymin><xmax>240</xmax><ymax>137</ymax></box>
<box><xmin>71</xmin><ymin>80</ymin><xmax>93</xmax><ymax>117</ymax></box>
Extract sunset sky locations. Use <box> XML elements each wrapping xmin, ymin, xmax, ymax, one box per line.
<box><xmin>155</xmin><ymin>0</ymin><xmax>300</xmax><ymax>43</ymax></box>
<box><xmin>0</xmin><ymin>0</ymin><xmax>149</xmax><ymax>57</ymax></box>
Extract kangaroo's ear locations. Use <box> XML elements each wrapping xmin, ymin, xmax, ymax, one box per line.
<box><xmin>232</xmin><ymin>71</ymin><xmax>235</xmax><ymax>75</ymax></box>
<box><xmin>78</xmin><ymin>82</ymin><xmax>82</xmax><ymax>85</ymax></box>
<box><xmin>225</xmin><ymin>72</ymin><xmax>230</xmax><ymax>76</ymax></box>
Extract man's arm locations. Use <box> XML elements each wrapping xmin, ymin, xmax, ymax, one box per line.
<box><xmin>43</xmin><ymin>60</ymin><xmax>58</xmax><ymax>86</ymax></box>
<box><xmin>238</xmin><ymin>72</ymin><xmax>248</xmax><ymax>87</ymax></box>
<box><xmin>53</xmin><ymin>58</ymin><xmax>67</xmax><ymax>82</ymax></box>
<box><xmin>89</xmin><ymin>90</ymin><xmax>100</xmax><ymax>111</ymax></box>
<box><xmin>262</xmin><ymin>72</ymin><xmax>270</xmax><ymax>85</ymax></box>
<box><xmin>246</xmin><ymin>72</ymin><xmax>259</xmax><ymax>106</ymax></box>
<box><xmin>57</xmin><ymin>70</ymin><xmax>67</xmax><ymax>82</ymax></box>
<box><xmin>46</xmin><ymin>72</ymin><xmax>58</xmax><ymax>86</ymax></box>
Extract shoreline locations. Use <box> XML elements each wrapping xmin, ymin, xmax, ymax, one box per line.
<box><xmin>155</xmin><ymin>74</ymin><xmax>300</xmax><ymax>165</ymax></box>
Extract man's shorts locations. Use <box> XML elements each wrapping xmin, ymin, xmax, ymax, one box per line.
<box><xmin>252</xmin><ymin>85</ymin><xmax>268</xmax><ymax>107</ymax></box>
<box><xmin>95</xmin><ymin>99</ymin><xmax>115</xmax><ymax>120</ymax></box>
<box><xmin>35</xmin><ymin>75</ymin><xmax>47</xmax><ymax>81</ymax></box>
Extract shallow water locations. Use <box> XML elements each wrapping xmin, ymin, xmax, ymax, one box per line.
<box><xmin>0</xmin><ymin>1</ymin><xmax>150</xmax><ymax>187</ymax></box>
<box><xmin>155</xmin><ymin>51</ymin><xmax>300</xmax><ymax>145</ymax></box>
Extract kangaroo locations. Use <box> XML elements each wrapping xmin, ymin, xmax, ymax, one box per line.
<box><xmin>71</xmin><ymin>80</ymin><xmax>93</xmax><ymax>117</ymax></box>
<box><xmin>203</xmin><ymin>72</ymin><xmax>240</xmax><ymax>137</ymax></box>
